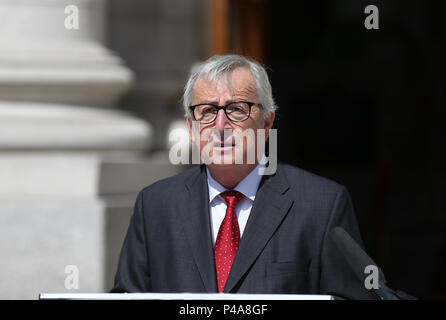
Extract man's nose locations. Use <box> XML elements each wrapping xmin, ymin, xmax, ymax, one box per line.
<box><xmin>214</xmin><ymin>108</ymin><xmax>232</xmax><ymax>132</ymax></box>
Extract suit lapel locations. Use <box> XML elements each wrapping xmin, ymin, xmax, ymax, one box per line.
<box><xmin>224</xmin><ymin>164</ymin><xmax>294</xmax><ymax>292</ymax></box>
<box><xmin>181</xmin><ymin>165</ymin><xmax>217</xmax><ymax>292</ymax></box>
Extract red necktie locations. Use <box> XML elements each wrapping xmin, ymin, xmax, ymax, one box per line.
<box><xmin>214</xmin><ymin>190</ymin><xmax>245</xmax><ymax>293</ymax></box>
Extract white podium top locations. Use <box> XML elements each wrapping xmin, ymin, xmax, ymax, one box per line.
<box><xmin>39</xmin><ymin>293</ymin><xmax>334</xmax><ymax>300</ymax></box>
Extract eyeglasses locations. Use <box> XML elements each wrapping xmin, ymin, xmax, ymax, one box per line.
<box><xmin>189</xmin><ymin>101</ymin><xmax>262</xmax><ymax>124</ymax></box>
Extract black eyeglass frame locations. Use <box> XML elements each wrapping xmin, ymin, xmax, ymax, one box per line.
<box><xmin>189</xmin><ymin>101</ymin><xmax>262</xmax><ymax>124</ymax></box>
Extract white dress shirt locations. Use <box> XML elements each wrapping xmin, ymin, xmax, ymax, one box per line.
<box><xmin>206</xmin><ymin>157</ymin><xmax>266</xmax><ymax>245</ymax></box>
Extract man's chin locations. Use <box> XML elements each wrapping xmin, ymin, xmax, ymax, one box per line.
<box><xmin>208</xmin><ymin>162</ymin><xmax>238</xmax><ymax>168</ymax></box>
<box><xmin>207</xmin><ymin>156</ymin><xmax>237</xmax><ymax>167</ymax></box>
<box><xmin>206</xmin><ymin>156</ymin><xmax>256</xmax><ymax>170</ymax></box>
<box><xmin>206</xmin><ymin>154</ymin><xmax>238</xmax><ymax>167</ymax></box>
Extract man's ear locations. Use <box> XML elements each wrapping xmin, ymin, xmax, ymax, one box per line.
<box><xmin>264</xmin><ymin>112</ymin><xmax>275</xmax><ymax>140</ymax></box>
<box><xmin>186</xmin><ymin>117</ymin><xmax>195</xmax><ymax>143</ymax></box>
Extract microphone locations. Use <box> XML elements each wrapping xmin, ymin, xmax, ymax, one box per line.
<box><xmin>329</xmin><ymin>226</ymin><xmax>417</xmax><ymax>300</ymax></box>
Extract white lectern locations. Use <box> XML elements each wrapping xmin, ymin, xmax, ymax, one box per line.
<box><xmin>39</xmin><ymin>293</ymin><xmax>334</xmax><ymax>300</ymax></box>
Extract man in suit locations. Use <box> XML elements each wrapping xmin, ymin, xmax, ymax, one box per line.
<box><xmin>111</xmin><ymin>54</ymin><xmax>377</xmax><ymax>299</ymax></box>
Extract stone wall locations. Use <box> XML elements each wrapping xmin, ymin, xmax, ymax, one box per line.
<box><xmin>0</xmin><ymin>0</ymin><xmax>191</xmax><ymax>299</ymax></box>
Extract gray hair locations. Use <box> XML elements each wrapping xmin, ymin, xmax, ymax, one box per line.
<box><xmin>183</xmin><ymin>54</ymin><xmax>277</xmax><ymax>119</ymax></box>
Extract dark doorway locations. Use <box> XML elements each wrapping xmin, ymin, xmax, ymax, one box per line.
<box><xmin>268</xmin><ymin>1</ymin><xmax>446</xmax><ymax>299</ymax></box>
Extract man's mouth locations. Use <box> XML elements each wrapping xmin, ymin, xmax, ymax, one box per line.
<box><xmin>213</xmin><ymin>141</ymin><xmax>236</xmax><ymax>148</ymax></box>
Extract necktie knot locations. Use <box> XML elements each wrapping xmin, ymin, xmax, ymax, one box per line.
<box><xmin>220</xmin><ymin>190</ymin><xmax>245</xmax><ymax>208</ymax></box>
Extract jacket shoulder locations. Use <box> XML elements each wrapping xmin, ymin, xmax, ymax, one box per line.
<box><xmin>138</xmin><ymin>165</ymin><xmax>202</xmax><ymax>206</ymax></box>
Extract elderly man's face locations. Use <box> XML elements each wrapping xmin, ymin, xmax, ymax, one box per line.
<box><xmin>187</xmin><ymin>67</ymin><xmax>274</xmax><ymax>167</ymax></box>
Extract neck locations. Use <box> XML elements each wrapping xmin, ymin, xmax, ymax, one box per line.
<box><xmin>206</xmin><ymin>163</ymin><xmax>257</xmax><ymax>189</ymax></box>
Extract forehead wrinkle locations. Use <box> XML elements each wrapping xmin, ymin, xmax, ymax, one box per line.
<box><xmin>193</xmin><ymin>71</ymin><xmax>258</xmax><ymax>104</ymax></box>
<box><xmin>192</xmin><ymin>78</ymin><xmax>220</xmax><ymax>103</ymax></box>
<box><xmin>217</xmin><ymin>74</ymin><xmax>258</xmax><ymax>100</ymax></box>
<box><xmin>226</xmin><ymin>68</ymin><xmax>258</xmax><ymax>100</ymax></box>
<box><xmin>232</xmin><ymin>85</ymin><xmax>257</xmax><ymax>99</ymax></box>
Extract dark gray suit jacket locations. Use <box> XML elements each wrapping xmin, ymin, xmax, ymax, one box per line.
<box><xmin>111</xmin><ymin>163</ymin><xmax>378</xmax><ymax>299</ymax></box>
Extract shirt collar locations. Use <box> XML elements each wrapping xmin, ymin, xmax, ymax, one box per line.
<box><xmin>206</xmin><ymin>155</ymin><xmax>267</xmax><ymax>203</ymax></box>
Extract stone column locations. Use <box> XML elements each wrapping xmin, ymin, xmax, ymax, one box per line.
<box><xmin>0</xmin><ymin>0</ymin><xmax>181</xmax><ymax>299</ymax></box>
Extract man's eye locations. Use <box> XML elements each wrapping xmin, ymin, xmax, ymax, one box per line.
<box><xmin>229</xmin><ymin>104</ymin><xmax>247</xmax><ymax>113</ymax></box>
<box><xmin>201</xmin><ymin>107</ymin><xmax>215</xmax><ymax>114</ymax></box>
